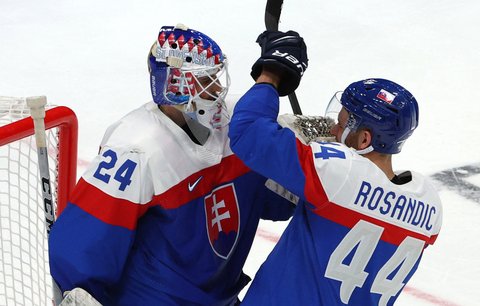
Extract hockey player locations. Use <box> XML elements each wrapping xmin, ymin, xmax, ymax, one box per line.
<box><xmin>229</xmin><ymin>30</ymin><xmax>443</xmax><ymax>305</ymax></box>
<box><xmin>48</xmin><ymin>24</ymin><xmax>295</xmax><ymax>306</ymax></box>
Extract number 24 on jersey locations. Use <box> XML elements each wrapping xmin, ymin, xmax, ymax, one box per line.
<box><xmin>93</xmin><ymin>149</ymin><xmax>138</xmax><ymax>191</ymax></box>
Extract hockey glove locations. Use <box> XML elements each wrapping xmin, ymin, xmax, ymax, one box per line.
<box><xmin>251</xmin><ymin>30</ymin><xmax>308</xmax><ymax>96</ymax></box>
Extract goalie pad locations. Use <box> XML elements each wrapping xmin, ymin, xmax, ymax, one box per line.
<box><xmin>59</xmin><ymin>288</ymin><xmax>102</xmax><ymax>306</ymax></box>
<box><xmin>277</xmin><ymin>114</ymin><xmax>335</xmax><ymax>144</ymax></box>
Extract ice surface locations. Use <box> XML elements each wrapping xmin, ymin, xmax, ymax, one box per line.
<box><xmin>1</xmin><ymin>0</ymin><xmax>479</xmax><ymax>304</ymax></box>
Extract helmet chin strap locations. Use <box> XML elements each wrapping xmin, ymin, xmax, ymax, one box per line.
<box><xmin>340</xmin><ymin>127</ymin><xmax>374</xmax><ymax>155</ymax></box>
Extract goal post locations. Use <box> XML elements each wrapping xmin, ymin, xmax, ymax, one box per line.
<box><xmin>0</xmin><ymin>96</ymin><xmax>78</xmax><ymax>305</ymax></box>
<box><xmin>0</xmin><ymin>100</ymin><xmax>78</xmax><ymax>215</ymax></box>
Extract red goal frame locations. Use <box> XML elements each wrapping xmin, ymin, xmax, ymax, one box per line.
<box><xmin>0</xmin><ymin>106</ymin><xmax>78</xmax><ymax>215</ymax></box>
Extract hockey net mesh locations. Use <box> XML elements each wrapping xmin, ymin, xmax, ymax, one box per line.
<box><xmin>0</xmin><ymin>96</ymin><xmax>60</xmax><ymax>306</ymax></box>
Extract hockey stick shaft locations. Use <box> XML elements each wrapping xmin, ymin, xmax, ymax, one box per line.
<box><xmin>27</xmin><ymin>96</ymin><xmax>63</xmax><ymax>305</ymax></box>
<box><xmin>27</xmin><ymin>96</ymin><xmax>55</xmax><ymax>233</ymax></box>
<box><xmin>264</xmin><ymin>0</ymin><xmax>303</xmax><ymax>115</ymax></box>
<box><xmin>265</xmin><ymin>0</ymin><xmax>283</xmax><ymax>31</ymax></box>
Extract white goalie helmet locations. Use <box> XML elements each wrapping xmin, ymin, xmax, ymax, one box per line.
<box><xmin>148</xmin><ymin>24</ymin><xmax>230</xmax><ymax>132</ymax></box>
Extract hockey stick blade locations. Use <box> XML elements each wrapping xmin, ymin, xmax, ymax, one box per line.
<box><xmin>264</xmin><ymin>0</ymin><xmax>303</xmax><ymax>115</ymax></box>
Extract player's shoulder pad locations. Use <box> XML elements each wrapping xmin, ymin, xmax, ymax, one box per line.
<box><xmin>100</xmin><ymin>102</ymin><xmax>168</xmax><ymax>153</ymax></box>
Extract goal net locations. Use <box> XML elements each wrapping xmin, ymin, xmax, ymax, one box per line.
<box><xmin>0</xmin><ymin>96</ymin><xmax>77</xmax><ymax>306</ymax></box>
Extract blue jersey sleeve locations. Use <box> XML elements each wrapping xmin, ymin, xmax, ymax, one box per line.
<box><xmin>49</xmin><ymin>200</ymin><xmax>135</xmax><ymax>304</ymax></box>
<box><xmin>49</xmin><ymin>146</ymin><xmax>149</xmax><ymax>304</ymax></box>
<box><xmin>229</xmin><ymin>84</ymin><xmax>310</xmax><ymax>201</ymax></box>
<box><xmin>260</xmin><ymin>188</ymin><xmax>296</xmax><ymax>221</ymax></box>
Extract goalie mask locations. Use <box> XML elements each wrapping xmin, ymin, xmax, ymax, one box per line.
<box><xmin>148</xmin><ymin>24</ymin><xmax>230</xmax><ymax>132</ymax></box>
<box><xmin>325</xmin><ymin>78</ymin><xmax>419</xmax><ymax>154</ymax></box>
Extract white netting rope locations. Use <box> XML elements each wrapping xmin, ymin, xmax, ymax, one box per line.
<box><xmin>0</xmin><ymin>96</ymin><xmax>59</xmax><ymax>306</ymax></box>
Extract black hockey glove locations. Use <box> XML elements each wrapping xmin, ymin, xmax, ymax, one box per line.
<box><xmin>251</xmin><ymin>30</ymin><xmax>308</xmax><ymax>96</ymax></box>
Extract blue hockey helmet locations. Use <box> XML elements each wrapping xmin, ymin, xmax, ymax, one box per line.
<box><xmin>148</xmin><ymin>24</ymin><xmax>229</xmax><ymax>106</ymax></box>
<box><xmin>326</xmin><ymin>78</ymin><xmax>419</xmax><ymax>154</ymax></box>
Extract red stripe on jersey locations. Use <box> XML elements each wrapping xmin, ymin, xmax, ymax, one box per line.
<box><xmin>312</xmin><ymin>201</ymin><xmax>437</xmax><ymax>246</ymax></box>
<box><xmin>293</xmin><ymin>139</ymin><xmax>437</xmax><ymax>246</ymax></box>
<box><xmin>69</xmin><ymin>178</ymin><xmax>151</xmax><ymax>230</ymax></box>
<box><xmin>68</xmin><ymin>155</ymin><xmax>250</xmax><ymax>229</ymax></box>
<box><xmin>153</xmin><ymin>154</ymin><xmax>251</xmax><ymax>209</ymax></box>
<box><xmin>295</xmin><ymin>139</ymin><xmax>329</xmax><ymax>208</ymax></box>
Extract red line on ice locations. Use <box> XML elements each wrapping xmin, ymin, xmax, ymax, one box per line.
<box><xmin>402</xmin><ymin>286</ymin><xmax>461</xmax><ymax>306</ymax></box>
<box><xmin>77</xmin><ymin>158</ymin><xmax>90</xmax><ymax>168</ymax></box>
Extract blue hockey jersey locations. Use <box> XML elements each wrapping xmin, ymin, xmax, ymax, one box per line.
<box><xmin>229</xmin><ymin>84</ymin><xmax>443</xmax><ymax>306</ymax></box>
<box><xmin>49</xmin><ymin>101</ymin><xmax>295</xmax><ymax>306</ymax></box>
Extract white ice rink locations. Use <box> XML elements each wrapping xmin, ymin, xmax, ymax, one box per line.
<box><xmin>1</xmin><ymin>0</ymin><xmax>479</xmax><ymax>305</ymax></box>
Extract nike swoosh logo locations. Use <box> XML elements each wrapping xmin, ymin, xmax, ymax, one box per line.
<box><xmin>188</xmin><ymin>176</ymin><xmax>203</xmax><ymax>192</ymax></box>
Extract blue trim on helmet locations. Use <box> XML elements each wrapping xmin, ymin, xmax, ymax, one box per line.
<box><xmin>149</xmin><ymin>56</ymin><xmax>169</xmax><ymax>105</ymax></box>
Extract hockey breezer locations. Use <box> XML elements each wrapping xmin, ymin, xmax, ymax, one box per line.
<box><xmin>264</xmin><ymin>0</ymin><xmax>303</xmax><ymax>114</ymax></box>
